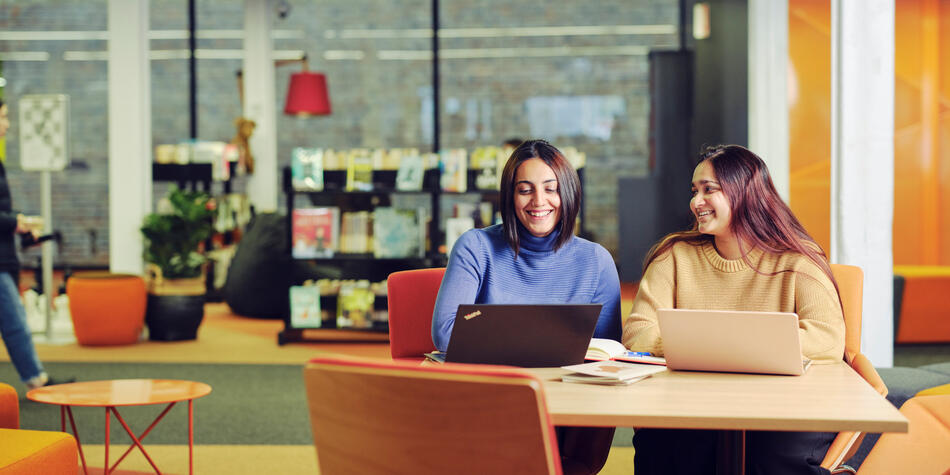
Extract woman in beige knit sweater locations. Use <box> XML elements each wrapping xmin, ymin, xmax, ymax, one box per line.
<box><xmin>624</xmin><ymin>145</ymin><xmax>845</xmax><ymax>475</ymax></box>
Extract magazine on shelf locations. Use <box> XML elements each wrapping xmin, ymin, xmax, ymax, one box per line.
<box><xmin>395</xmin><ymin>153</ymin><xmax>425</xmax><ymax>191</ymax></box>
<box><xmin>561</xmin><ymin>360</ymin><xmax>667</xmax><ymax>386</ymax></box>
<box><xmin>444</xmin><ymin>216</ymin><xmax>474</xmax><ymax>255</ymax></box>
<box><xmin>346</xmin><ymin>153</ymin><xmax>374</xmax><ymax>191</ymax></box>
<box><xmin>289</xmin><ymin>284</ymin><xmax>322</xmax><ymax>328</ymax></box>
<box><xmin>292</xmin><ymin>207</ymin><xmax>340</xmax><ymax>258</ymax></box>
<box><xmin>585</xmin><ymin>338</ymin><xmax>667</xmax><ymax>366</ymax></box>
<box><xmin>372</xmin><ymin>207</ymin><xmax>426</xmax><ymax>258</ymax></box>
<box><xmin>291</xmin><ymin>147</ymin><xmax>324</xmax><ymax>191</ymax></box>
<box><xmin>439</xmin><ymin>148</ymin><xmax>467</xmax><ymax>192</ymax></box>
<box><xmin>336</xmin><ymin>283</ymin><xmax>376</xmax><ymax>329</ymax></box>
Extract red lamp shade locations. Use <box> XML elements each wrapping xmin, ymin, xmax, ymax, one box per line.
<box><xmin>284</xmin><ymin>71</ymin><xmax>331</xmax><ymax>116</ymax></box>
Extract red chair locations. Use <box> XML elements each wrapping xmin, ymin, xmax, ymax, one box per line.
<box><xmin>304</xmin><ymin>356</ymin><xmax>563</xmax><ymax>475</ymax></box>
<box><xmin>386</xmin><ymin>267</ymin><xmax>445</xmax><ymax>361</ymax></box>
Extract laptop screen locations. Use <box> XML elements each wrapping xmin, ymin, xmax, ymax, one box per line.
<box><xmin>445</xmin><ymin>304</ymin><xmax>602</xmax><ymax>367</ymax></box>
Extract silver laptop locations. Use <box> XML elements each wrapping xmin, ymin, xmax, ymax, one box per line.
<box><xmin>657</xmin><ymin>308</ymin><xmax>811</xmax><ymax>376</ymax></box>
<box><xmin>445</xmin><ymin>304</ymin><xmax>602</xmax><ymax>367</ymax></box>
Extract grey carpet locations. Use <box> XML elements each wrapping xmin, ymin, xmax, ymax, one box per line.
<box><xmin>2</xmin><ymin>362</ymin><xmax>312</xmax><ymax>445</ymax></box>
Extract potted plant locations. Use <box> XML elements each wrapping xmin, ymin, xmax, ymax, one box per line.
<box><xmin>141</xmin><ymin>186</ymin><xmax>215</xmax><ymax>340</ymax></box>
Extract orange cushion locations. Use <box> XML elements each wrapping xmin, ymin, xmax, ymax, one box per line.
<box><xmin>894</xmin><ymin>267</ymin><xmax>950</xmax><ymax>343</ymax></box>
<box><xmin>67</xmin><ymin>273</ymin><xmax>146</xmax><ymax>346</ymax></box>
<box><xmin>0</xmin><ymin>428</ymin><xmax>77</xmax><ymax>474</ymax></box>
<box><xmin>857</xmin><ymin>395</ymin><xmax>950</xmax><ymax>474</ymax></box>
<box><xmin>916</xmin><ymin>383</ymin><xmax>950</xmax><ymax>397</ymax></box>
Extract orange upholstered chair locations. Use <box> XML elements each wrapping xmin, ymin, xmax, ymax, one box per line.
<box><xmin>820</xmin><ymin>264</ymin><xmax>889</xmax><ymax>471</ymax></box>
<box><xmin>304</xmin><ymin>356</ymin><xmax>563</xmax><ymax>475</ymax></box>
<box><xmin>66</xmin><ymin>272</ymin><xmax>146</xmax><ymax>345</ymax></box>
<box><xmin>855</xmin><ymin>395</ymin><xmax>950</xmax><ymax>474</ymax></box>
<box><xmin>0</xmin><ymin>383</ymin><xmax>77</xmax><ymax>474</ymax></box>
<box><xmin>386</xmin><ymin>267</ymin><xmax>445</xmax><ymax>361</ymax></box>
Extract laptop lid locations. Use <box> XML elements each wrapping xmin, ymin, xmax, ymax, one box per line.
<box><xmin>657</xmin><ymin>308</ymin><xmax>809</xmax><ymax>376</ymax></box>
<box><xmin>445</xmin><ymin>304</ymin><xmax>602</xmax><ymax>367</ymax></box>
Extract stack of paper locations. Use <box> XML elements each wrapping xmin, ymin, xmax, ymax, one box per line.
<box><xmin>561</xmin><ymin>360</ymin><xmax>667</xmax><ymax>386</ymax></box>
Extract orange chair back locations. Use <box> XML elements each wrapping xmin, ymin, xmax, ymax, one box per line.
<box><xmin>386</xmin><ymin>268</ymin><xmax>445</xmax><ymax>360</ymax></box>
<box><xmin>830</xmin><ymin>264</ymin><xmax>864</xmax><ymax>363</ymax></box>
<box><xmin>0</xmin><ymin>383</ymin><xmax>19</xmax><ymax>429</ymax></box>
<box><xmin>304</xmin><ymin>356</ymin><xmax>563</xmax><ymax>475</ymax></box>
<box><xmin>821</xmin><ymin>264</ymin><xmax>889</xmax><ymax>470</ymax></box>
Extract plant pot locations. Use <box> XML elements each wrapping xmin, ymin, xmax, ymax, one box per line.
<box><xmin>146</xmin><ymin>293</ymin><xmax>205</xmax><ymax>341</ymax></box>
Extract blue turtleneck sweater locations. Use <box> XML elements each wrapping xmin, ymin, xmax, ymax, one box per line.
<box><xmin>431</xmin><ymin>223</ymin><xmax>622</xmax><ymax>352</ymax></box>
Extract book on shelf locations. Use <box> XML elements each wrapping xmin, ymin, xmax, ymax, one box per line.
<box><xmin>336</xmin><ymin>283</ymin><xmax>376</xmax><ymax>329</ymax></box>
<box><xmin>470</xmin><ymin>146</ymin><xmax>503</xmax><ymax>190</ymax></box>
<box><xmin>339</xmin><ymin>211</ymin><xmax>373</xmax><ymax>254</ymax></box>
<box><xmin>445</xmin><ymin>216</ymin><xmax>474</xmax><ymax>255</ymax></box>
<box><xmin>395</xmin><ymin>153</ymin><xmax>425</xmax><ymax>191</ymax></box>
<box><xmin>346</xmin><ymin>152</ymin><xmax>374</xmax><ymax>191</ymax></box>
<box><xmin>289</xmin><ymin>284</ymin><xmax>322</xmax><ymax>329</ymax></box>
<box><xmin>292</xmin><ymin>207</ymin><xmax>340</xmax><ymax>258</ymax></box>
<box><xmin>372</xmin><ymin>207</ymin><xmax>426</xmax><ymax>258</ymax></box>
<box><xmin>291</xmin><ymin>147</ymin><xmax>324</xmax><ymax>191</ymax></box>
<box><xmin>561</xmin><ymin>360</ymin><xmax>667</xmax><ymax>386</ymax></box>
<box><xmin>439</xmin><ymin>148</ymin><xmax>467</xmax><ymax>192</ymax></box>
<box><xmin>585</xmin><ymin>338</ymin><xmax>667</xmax><ymax>365</ymax></box>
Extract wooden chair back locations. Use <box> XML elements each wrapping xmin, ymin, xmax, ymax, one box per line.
<box><xmin>386</xmin><ymin>268</ymin><xmax>445</xmax><ymax>360</ymax></box>
<box><xmin>303</xmin><ymin>356</ymin><xmax>562</xmax><ymax>475</ymax></box>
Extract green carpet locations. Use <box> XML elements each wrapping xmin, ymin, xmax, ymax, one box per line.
<box><xmin>2</xmin><ymin>362</ymin><xmax>312</xmax><ymax>445</ymax></box>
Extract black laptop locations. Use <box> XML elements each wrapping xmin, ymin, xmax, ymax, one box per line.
<box><xmin>444</xmin><ymin>304</ymin><xmax>602</xmax><ymax>367</ymax></box>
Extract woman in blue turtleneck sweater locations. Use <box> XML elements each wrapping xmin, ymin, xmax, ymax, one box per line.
<box><xmin>431</xmin><ymin>139</ymin><xmax>621</xmax><ymax>351</ymax></box>
<box><xmin>430</xmin><ymin>140</ymin><xmax>621</xmax><ymax>474</ymax></box>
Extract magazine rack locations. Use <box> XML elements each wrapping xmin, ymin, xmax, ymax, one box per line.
<box><xmin>278</xmin><ymin>165</ymin><xmax>584</xmax><ymax>344</ymax></box>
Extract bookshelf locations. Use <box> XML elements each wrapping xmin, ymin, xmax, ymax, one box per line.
<box><xmin>277</xmin><ymin>163</ymin><xmax>585</xmax><ymax>345</ymax></box>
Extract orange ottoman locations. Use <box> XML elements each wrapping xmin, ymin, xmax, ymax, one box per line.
<box><xmin>66</xmin><ymin>272</ymin><xmax>146</xmax><ymax>346</ymax></box>
<box><xmin>0</xmin><ymin>428</ymin><xmax>77</xmax><ymax>475</ymax></box>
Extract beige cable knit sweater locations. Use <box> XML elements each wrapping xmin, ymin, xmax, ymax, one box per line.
<box><xmin>622</xmin><ymin>241</ymin><xmax>846</xmax><ymax>363</ymax></box>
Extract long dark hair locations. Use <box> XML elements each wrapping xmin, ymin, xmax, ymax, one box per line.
<box><xmin>643</xmin><ymin>145</ymin><xmax>838</xmax><ymax>289</ymax></box>
<box><xmin>499</xmin><ymin>139</ymin><xmax>580</xmax><ymax>256</ymax></box>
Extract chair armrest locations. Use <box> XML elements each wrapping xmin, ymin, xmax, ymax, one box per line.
<box><xmin>0</xmin><ymin>382</ymin><xmax>19</xmax><ymax>429</ymax></box>
<box><xmin>851</xmin><ymin>353</ymin><xmax>888</xmax><ymax>397</ymax></box>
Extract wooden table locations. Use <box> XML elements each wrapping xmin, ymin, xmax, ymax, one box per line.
<box><xmin>27</xmin><ymin>379</ymin><xmax>212</xmax><ymax>475</ymax></box>
<box><xmin>533</xmin><ymin>362</ymin><xmax>907</xmax><ymax>473</ymax></box>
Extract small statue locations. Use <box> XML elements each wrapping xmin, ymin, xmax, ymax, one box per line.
<box><xmin>230</xmin><ymin>117</ymin><xmax>257</xmax><ymax>174</ymax></box>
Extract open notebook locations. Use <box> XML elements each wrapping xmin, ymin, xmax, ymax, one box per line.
<box><xmin>657</xmin><ymin>308</ymin><xmax>812</xmax><ymax>376</ymax></box>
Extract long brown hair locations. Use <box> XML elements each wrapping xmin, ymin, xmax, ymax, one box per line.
<box><xmin>643</xmin><ymin>145</ymin><xmax>838</xmax><ymax>289</ymax></box>
<box><xmin>499</xmin><ymin>139</ymin><xmax>580</xmax><ymax>256</ymax></box>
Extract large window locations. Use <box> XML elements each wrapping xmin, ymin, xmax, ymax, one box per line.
<box><xmin>0</xmin><ymin>0</ymin><xmax>679</xmax><ymax>266</ymax></box>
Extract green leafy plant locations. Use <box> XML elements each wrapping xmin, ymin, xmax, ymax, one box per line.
<box><xmin>141</xmin><ymin>187</ymin><xmax>215</xmax><ymax>279</ymax></box>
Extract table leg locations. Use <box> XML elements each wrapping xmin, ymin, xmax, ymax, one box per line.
<box><xmin>109</xmin><ymin>407</ymin><xmax>162</xmax><ymax>474</ymax></box>
<box><xmin>110</xmin><ymin>402</ymin><xmax>177</xmax><ymax>471</ymax></box>
<box><xmin>104</xmin><ymin>407</ymin><xmax>110</xmax><ymax>475</ymax></box>
<box><xmin>717</xmin><ymin>429</ymin><xmax>746</xmax><ymax>475</ymax></box>
<box><xmin>188</xmin><ymin>399</ymin><xmax>194</xmax><ymax>475</ymax></box>
<box><xmin>64</xmin><ymin>406</ymin><xmax>89</xmax><ymax>475</ymax></box>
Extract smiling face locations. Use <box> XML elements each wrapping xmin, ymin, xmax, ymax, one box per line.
<box><xmin>513</xmin><ymin>158</ymin><xmax>562</xmax><ymax>237</ymax></box>
<box><xmin>691</xmin><ymin>160</ymin><xmax>732</xmax><ymax>238</ymax></box>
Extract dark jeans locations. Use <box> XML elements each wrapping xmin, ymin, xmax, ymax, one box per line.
<box><xmin>633</xmin><ymin>428</ymin><xmax>834</xmax><ymax>475</ymax></box>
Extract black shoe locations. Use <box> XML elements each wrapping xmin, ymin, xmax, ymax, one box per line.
<box><xmin>44</xmin><ymin>376</ymin><xmax>77</xmax><ymax>387</ymax></box>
